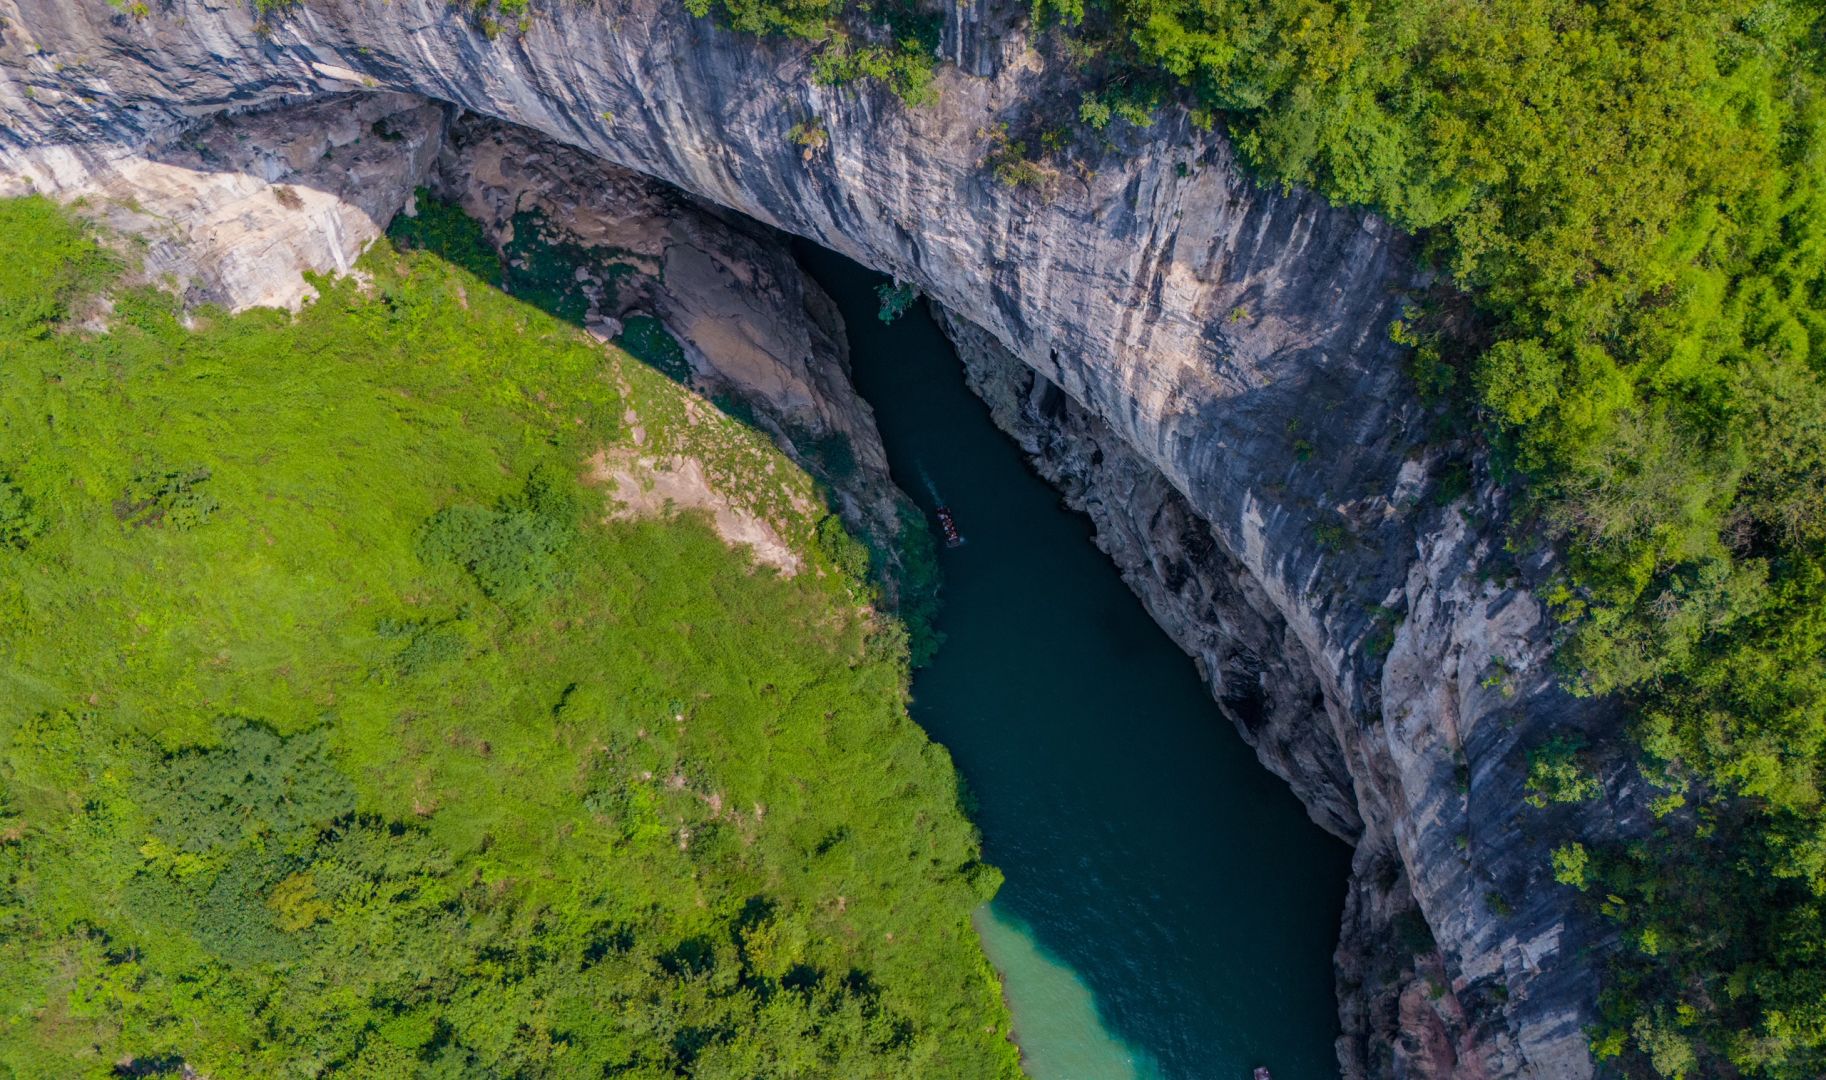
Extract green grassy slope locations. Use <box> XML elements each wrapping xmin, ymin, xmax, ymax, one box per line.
<box><xmin>0</xmin><ymin>196</ymin><xmax>1019</xmax><ymax>1080</ymax></box>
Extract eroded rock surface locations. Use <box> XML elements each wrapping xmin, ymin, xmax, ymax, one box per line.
<box><xmin>0</xmin><ymin>90</ymin><xmax>908</xmax><ymax>577</ymax></box>
<box><xmin>941</xmin><ymin>311</ymin><xmax>1615</xmax><ymax>1078</ymax></box>
<box><xmin>0</xmin><ymin>2</ymin><xmax>1625</xmax><ymax>1074</ymax></box>
<box><xmin>0</xmin><ymin>91</ymin><xmax>445</xmax><ymax>310</ymax></box>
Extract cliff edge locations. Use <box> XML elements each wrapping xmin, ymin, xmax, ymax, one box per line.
<box><xmin>0</xmin><ymin>2</ymin><xmax>1625</xmax><ymax>1073</ymax></box>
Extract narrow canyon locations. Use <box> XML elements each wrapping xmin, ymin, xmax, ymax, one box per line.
<box><xmin>0</xmin><ymin>2</ymin><xmax>1632</xmax><ymax>1074</ymax></box>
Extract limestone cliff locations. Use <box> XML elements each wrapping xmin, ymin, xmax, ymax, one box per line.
<box><xmin>0</xmin><ymin>1</ymin><xmax>1624</xmax><ymax>1074</ymax></box>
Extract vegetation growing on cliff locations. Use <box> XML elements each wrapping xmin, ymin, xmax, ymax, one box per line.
<box><xmin>1091</xmin><ymin>0</ymin><xmax>1826</xmax><ymax>1071</ymax></box>
<box><xmin>703</xmin><ymin>0</ymin><xmax>1826</xmax><ymax>1069</ymax></box>
<box><xmin>0</xmin><ymin>197</ymin><xmax>1019</xmax><ymax>1079</ymax></box>
<box><xmin>683</xmin><ymin>0</ymin><xmax>941</xmax><ymax>103</ymax></box>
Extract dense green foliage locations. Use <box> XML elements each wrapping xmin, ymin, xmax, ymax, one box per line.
<box><xmin>702</xmin><ymin>0</ymin><xmax>1826</xmax><ymax>1068</ymax></box>
<box><xmin>0</xmin><ymin>197</ymin><xmax>1018</xmax><ymax>1078</ymax></box>
<box><xmin>1083</xmin><ymin>0</ymin><xmax>1826</xmax><ymax>1070</ymax></box>
<box><xmin>681</xmin><ymin>0</ymin><xmax>941</xmax><ymax>103</ymax></box>
<box><xmin>874</xmin><ymin>282</ymin><xmax>919</xmax><ymax>324</ymax></box>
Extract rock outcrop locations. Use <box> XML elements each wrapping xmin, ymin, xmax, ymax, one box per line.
<box><xmin>0</xmin><ymin>90</ymin><xmax>445</xmax><ymax>310</ymax></box>
<box><xmin>0</xmin><ymin>1</ymin><xmax>1625</xmax><ymax>1074</ymax></box>
<box><xmin>939</xmin><ymin>309</ymin><xmax>1615</xmax><ymax>1079</ymax></box>
<box><xmin>424</xmin><ymin>113</ymin><xmax>909</xmax><ymax>555</ymax></box>
<box><xmin>0</xmin><ymin>88</ymin><xmax>909</xmax><ymax>571</ymax></box>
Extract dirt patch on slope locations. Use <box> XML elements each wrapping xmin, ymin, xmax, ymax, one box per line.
<box><xmin>587</xmin><ymin>449</ymin><xmax>801</xmax><ymax>575</ymax></box>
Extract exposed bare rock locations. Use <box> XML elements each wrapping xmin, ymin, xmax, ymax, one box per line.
<box><xmin>0</xmin><ymin>2</ymin><xmax>1625</xmax><ymax>1073</ymax></box>
<box><xmin>589</xmin><ymin>448</ymin><xmax>803</xmax><ymax>574</ymax></box>
<box><xmin>0</xmin><ymin>91</ymin><xmax>445</xmax><ymax>309</ymax></box>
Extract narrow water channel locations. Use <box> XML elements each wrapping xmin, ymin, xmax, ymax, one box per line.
<box><xmin>798</xmin><ymin>246</ymin><xmax>1353</xmax><ymax>1080</ymax></box>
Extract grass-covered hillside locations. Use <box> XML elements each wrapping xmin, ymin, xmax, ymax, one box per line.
<box><xmin>0</xmin><ymin>196</ymin><xmax>1018</xmax><ymax>1079</ymax></box>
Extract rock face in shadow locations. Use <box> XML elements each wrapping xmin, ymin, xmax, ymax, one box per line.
<box><xmin>424</xmin><ymin>114</ymin><xmax>910</xmax><ymax>560</ymax></box>
<box><xmin>939</xmin><ymin>309</ymin><xmax>1618</xmax><ymax>1079</ymax></box>
<box><xmin>0</xmin><ymin>2</ymin><xmax>1624</xmax><ymax>1074</ymax></box>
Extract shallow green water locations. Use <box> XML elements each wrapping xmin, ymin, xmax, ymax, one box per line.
<box><xmin>799</xmin><ymin>246</ymin><xmax>1353</xmax><ymax>1080</ymax></box>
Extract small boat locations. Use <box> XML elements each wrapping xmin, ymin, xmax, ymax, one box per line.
<box><xmin>934</xmin><ymin>505</ymin><xmax>965</xmax><ymax>548</ymax></box>
<box><xmin>1253</xmin><ymin>1068</ymin><xmax>1272</xmax><ymax>1080</ymax></box>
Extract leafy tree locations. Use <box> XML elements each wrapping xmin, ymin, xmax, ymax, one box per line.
<box><xmin>1525</xmin><ymin>737</ymin><xmax>1602</xmax><ymax>808</ymax></box>
<box><xmin>144</xmin><ymin>723</ymin><xmax>356</xmax><ymax>854</ymax></box>
<box><xmin>419</xmin><ymin>466</ymin><xmax>577</xmax><ymax>605</ymax></box>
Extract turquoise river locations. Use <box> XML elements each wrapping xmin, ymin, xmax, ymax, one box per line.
<box><xmin>799</xmin><ymin>247</ymin><xmax>1354</xmax><ymax>1080</ymax></box>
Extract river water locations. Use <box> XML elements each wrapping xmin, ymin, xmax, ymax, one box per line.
<box><xmin>798</xmin><ymin>247</ymin><xmax>1352</xmax><ymax>1080</ymax></box>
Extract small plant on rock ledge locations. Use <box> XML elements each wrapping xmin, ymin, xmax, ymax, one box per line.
<box><xmin>1365</xmin><ymin>604</ymin><xmax>1404</xmax><ymax>659</ymax></box>
<box><xmin>876</xmin><ymin>280</ymin><xmax>918</xmax><ymax>323</ymax></box>
<box><xmin>1479</xmin><ymin>654</ymin><xmax>1517</xmax><ymax>697</ymax></box>
<box><xmin>787</xmin><ymin>117</ymin><xmax>828</xmax><ymax>160</ymax></box>
<box><xmin>980</xmin><ymin>124</ymin><xmax>1054</xmax><ymax>193</ymax></box>
<box><xmin>1313</xmin><ymin>516</ymin><xmax>1353</xmax><ymax>553</ymax></box>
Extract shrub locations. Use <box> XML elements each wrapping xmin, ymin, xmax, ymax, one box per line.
<box><xmin>614</xmin><ymin>315</ymin><xmax>692</xmax><ymax>383</ymax></box>
<box><xmin>1551</xmin><ymin>842</ymin><xmax>1590</xmax><ymax>890</ymax></box>
<box><xmin>814</xmin><ymin>513</ymin><xmax>871</xmax><ymax>582</ymax></box>
<box><xmin>876</xmin><ymin>280</ymin><xmax>919</xmax><ymax>323</ymax></box>
<box><xmin>117</xmin><ymin>464</ymin><xmax>218</xmax><ymax>530</ymax></box>
<box><xmin>419</xmin><ymin>467</ymin><xmax>577</xmax><ymax>606</ymax></box>
<box><xmin>386</xmin><ymin>188</ymin><xmax>501</xmax><ymax>285</ymax></box>
<box><xmin>1524</xmin><ymin>737</ymin><xmax>1601</xmax><ymax>808</ymax></box>
<box><xmin>788</xmin><ymin>117</ymin><xmax>829</xmax><ymax>157</ymax></box>
<box><xmin>0</xmin><ymin>478</ymin><xmax>42</xmax><ymax>550</ymax></box>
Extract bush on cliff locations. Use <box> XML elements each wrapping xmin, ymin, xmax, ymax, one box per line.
<box><xmin>684</xmin><ymin>0</ymin><xmax>941</xmax><ymax>103</ymax></box>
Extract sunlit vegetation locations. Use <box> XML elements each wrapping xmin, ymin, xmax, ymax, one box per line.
<box><xmin>698</xmin><ymin>0</ymin><xmax>1826</xmax><ymax>1068</ymax></box>
<box><xmin>1086</xmin><ymin>0</ymin><xmax>1826</xmax><ymax>1070</ymax></box>
<box><xmin>0</xmin><ymin>197</ymin><xmax>1018</xmax><ymax>1079</ymax></box>
<box><xmin>681</xmin><ymin>0</ymin><xmax>941</xmax><ymax>103</ymax></box>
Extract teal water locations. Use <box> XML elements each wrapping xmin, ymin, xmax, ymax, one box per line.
<box><xmin>798</xmin><ymin>246</ymin><xmax>1353</xmax><ymax>1080</ymax></box>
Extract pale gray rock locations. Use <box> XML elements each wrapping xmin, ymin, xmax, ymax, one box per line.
<box><xmin>0</xmin><ymin>90</ymin><xmax>446</xmax><ymax>309</ymax></box>
<box><xmin>0</xmin><ymin>2</ymin><xmax>1626</xmax><ymax>1074</ymax></box>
